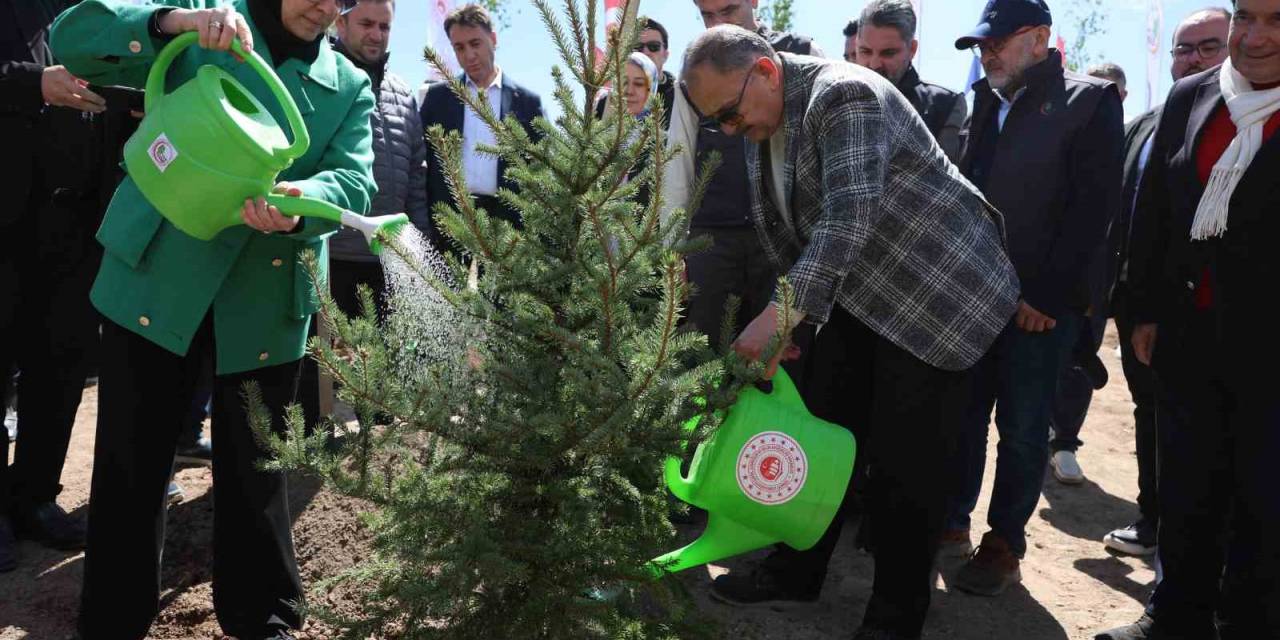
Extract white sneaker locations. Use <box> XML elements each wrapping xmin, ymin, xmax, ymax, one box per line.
<box><xmin>1050</xmin><ymin>450</ymin><xmax>1084</xmax><ymax>484</ymax></box>
<box><xmin>166</xmin><ymin>481</ymin><xmax>185</xmax><ymax>507</ymax></box>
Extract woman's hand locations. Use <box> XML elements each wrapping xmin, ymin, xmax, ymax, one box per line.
<box><xmin>242</xmin><ymin>183</ymin><xmax>302</xmax><ymax>234</ymax></box>
<box><xmin>159</xmin><ymin>6</ymin><xmax>253</xmax><ymax>56</ymax></box>
<box><xmin>41</xmin><ymin>66</ymin><xmax>105</xmax><ymax>113</ymax></box>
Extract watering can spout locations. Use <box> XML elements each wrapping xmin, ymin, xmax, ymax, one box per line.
<box><xmin>263</xmin><ymin>194</ymin><xmax>409</xmax><ymax>256</ymax></box>
<box><xmin>649</xmin><ymin>514</ymin><xmax>778</xmax><ymax>575</ymax></box>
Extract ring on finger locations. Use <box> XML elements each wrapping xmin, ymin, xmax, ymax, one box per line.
<box><xmin>209</xmin><ymin>20</ymin><xmax>223</xmax><ymax>30</ymax></box>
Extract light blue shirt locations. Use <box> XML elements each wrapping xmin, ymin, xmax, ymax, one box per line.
<box><xmin>996</xmin><ymin>87</ymin><xmax>1027</xmax><ymax>132</ymax></box>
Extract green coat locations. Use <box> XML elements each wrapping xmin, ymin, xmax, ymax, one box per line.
<box><xmin>50</xmin><ymin>0</ymin><xmax>376</xmax><ymax>374</ymax></box>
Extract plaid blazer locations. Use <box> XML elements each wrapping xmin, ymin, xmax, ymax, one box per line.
<box><xmin>745</xmin><ymin>54</ymin><xmax>1020</xmax><ymax>371</ymax></box>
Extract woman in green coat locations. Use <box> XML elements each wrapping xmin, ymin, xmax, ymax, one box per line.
<box><xmin>49</xmin><ymin>1</ymin><xmax>376</xmax><ymax>637</ymax></box>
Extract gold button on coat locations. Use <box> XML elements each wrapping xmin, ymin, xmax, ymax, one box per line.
<box><xmin>128</xmin><ymin>40</ymin><xmax>142</xmax><ymax>54</ymax></box>
<box><xmin>259</xmin><ymin>351</ymin><xmax>269</xmax><ymax>361</ymax></box>
<box><xmin>139</xmin><ymin>315</ymin><xmax>150</xmax><ymax>327</ymax></box>
<box><xmin>271</xmin><ymin>258</ymin><xmax>283</xmax><ymax>267</ymax></box>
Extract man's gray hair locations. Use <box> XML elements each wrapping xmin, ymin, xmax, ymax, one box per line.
<box><xmin>859</xmin><ymin>0</ymin><xmax>918</xmax><ymax>42</ymax></box>
<box><xmin>1086</xmin><ymin>62</ymin><xmax>1127</xmax><ymax>86</ymax></box>
<box><xmin>682</xmin><ymin>25</ymin><xmax>778</xmax><ymax>79</ymax></box>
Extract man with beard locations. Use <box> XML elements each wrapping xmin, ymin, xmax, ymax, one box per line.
<box><xmin>50</xmin><ymin>0</ymin><xmax>376</xmax><ymax>637</ymax></box>
<box><xmin>331</xmin><ymin>0</ymin><xmax>428</xmax><ymax>318</ymax></box>
<box><xmin>854</xmin><ymin>0</ymin><xmax>966</xmax><ymax>162</ymax></box>
<box><xmin>941</xmin><ymin>0</ymin><xmax>1124</xmax><ymax>597</ymax></box>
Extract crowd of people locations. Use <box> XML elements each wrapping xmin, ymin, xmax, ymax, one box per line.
<box><xmin>2</xmin><ymin>0</ymin><xmax>1278</xmax><ymax>638</ymax></box>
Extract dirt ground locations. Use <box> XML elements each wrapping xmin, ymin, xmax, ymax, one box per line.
<box><xmin>2</xmin><ymin>323</ymin><xmax>1154</xmax><ymax>639</ymax></box>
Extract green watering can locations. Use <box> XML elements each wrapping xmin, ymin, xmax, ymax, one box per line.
<box><xmin>652</xmin><ymin>368</ymin><xmax>856</xmax><ymax>574</ymax></box>
<box><xmin>123</xmin><ymin>32</ymin><xmax>407</xmax><ymax>254</ymax></box>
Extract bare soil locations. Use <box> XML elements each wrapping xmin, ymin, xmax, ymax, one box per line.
<box><xmin>2</xmin><ymin>323</ymin><xmax>1153</xmax><ymax>639</ymax></box>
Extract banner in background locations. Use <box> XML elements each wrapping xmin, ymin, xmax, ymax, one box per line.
<box><xmin>1146</xmin><ymin>0</ymin><xmax>1164</xmax><ymax>109</ymax></box>
<box><xmin>426</xmin><ymin>0</ymin><xmax>461</xmax><ymax>82</ymax></box>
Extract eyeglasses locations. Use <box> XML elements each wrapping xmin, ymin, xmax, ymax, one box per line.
<box><xmin>634</xmin><ymin>41</ymin><xmax>664</xmax><ymax>53</ymax></box>
<box><xmin>1172</xmin><ymin>38</ymin><xmax>1224</xmax><ymax>59</ymax></box>
<box><xmin>970</xmin><ymin>26</ymin><xmax>1037</xmax><ymax>56</ymax></box>
<box><xmin>706</xmin><ymin>71</ymin><xmax>754</xmax><ymax>128</ymax></box>
<box><xmin>680</xmin><ymin>70</ymin><xmax>755</xmax><ymax>130</ymax></box>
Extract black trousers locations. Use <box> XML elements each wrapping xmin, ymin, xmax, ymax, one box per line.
<box><xmin>328</xmin><ymin>257</ymin><xmax>388</xmax><ymax>321</ymax></box>
<box><xmin>685</xmin><ymin>226</ymin><xmax>778</xmax><ymax>350</ymax></box>
<box><xmin>1111</xmin><ymin>284</ymin><xmax>1159</xmax><ymax>525</ymax></box>
<box><xmin>764</xmin><ymin>308</ymin><xmax>970</xmax><ymax>636</ymax></box>
<box><xmin>79</xmin><ymin>318</ymin><xmax>304</xmax><ymax>639</ymax></box>
<box><xmin>0</xmin><ymin>193</ymin><xmax>102</xmax><ymax>514</ymax></box>
<box><xmin>1145</xmin><ymin>316</ymin><xmax>1280</xmax><ymax>638</ymax></box>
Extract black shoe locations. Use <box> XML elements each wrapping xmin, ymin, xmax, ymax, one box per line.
<box><xmin>709</xmin><ymin>567</ymin><xmax>819</xmax><ymax>608</ymax></box>
<box><xmin>0</xmin><ymin>515</ymin><xmax>17</xmax><ymax>572</ymax></box>
<box><xmin>1094</xmin><ymin>614</ymin><xmax>1174</xmax><ymax>640</ymax></box>
<box><xmin>175</xmin><ymin>435</ymin><xmax>213</xmax><ymax>467</ymax></box>
<box><xmin>853</xmin><ymin>628</ymin><xmax>920</xmax><ymax>640</ymax></box>
<box><xmin>12</xmin><ymin>501</ymin><xmax>85</xmax><ymax>551</ymax></box>
<box><xmin>1104</xmin><ymin>519</ymin><xmax>1158</xmax><ymax>556</ymax></box>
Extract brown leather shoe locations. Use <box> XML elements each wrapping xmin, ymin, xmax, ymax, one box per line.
<box><xmin>953</xmin><ymin>531</ymin><xmax>1021</xmax><ymax>596</ymax></box>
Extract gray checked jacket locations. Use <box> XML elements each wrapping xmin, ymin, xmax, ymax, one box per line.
<box><xmin>746</xmin><ymin>54</ymin><xmax>1020</xmax><ymax>371</ymax></box>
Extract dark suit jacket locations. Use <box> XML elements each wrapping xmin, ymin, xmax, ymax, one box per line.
<box><xmin>1129</xmin><ymin>65</ymin><xmax>1280</xmax><ymax>373</ymax></box>
<box><xmin>1103</xmin><ymin>106</ymin><xmax>1162</xmax><ymax>304</ymax></box>
<box><xmin>419</xmin><ymin>72</ymin><xmax>543</xmax><ymax>248</ymax></box>
<box><xmin>0</xmin><ymin>0</ymin><xmax>74</xmax><ymax>225</ymax></box>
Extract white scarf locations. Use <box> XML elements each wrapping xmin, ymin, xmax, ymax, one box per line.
<box><xmin>1191</xmin><ymin>57</ymin><xmax>1280</xmax><ymax>240</ymax></box>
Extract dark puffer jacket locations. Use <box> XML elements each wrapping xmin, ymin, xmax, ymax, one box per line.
<box><xmin>330</xmin><ymin>52</ymin><xmax>429</xmax><ymax>262</ymax></box>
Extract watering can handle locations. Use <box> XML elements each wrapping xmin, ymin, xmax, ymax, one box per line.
<box><xmin>766</xmin><ymin>367</ymin><xmax>807</xmax><ymax>411</ymax></box>
<box><xmin>145</xmin><ymin>33</ymin><xmax>311</xmax><ymax>163</ymax></box>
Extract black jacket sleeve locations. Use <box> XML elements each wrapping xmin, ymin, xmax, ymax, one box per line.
<box><xmin>0</xmin><ymin>60</ymin><xmax>46</xmax><ymax>117</ymax></box>
<box><xmin>1127</xmin><ymin>100</ymin><xmax>1178</xmax><ymax>326</ymax></box>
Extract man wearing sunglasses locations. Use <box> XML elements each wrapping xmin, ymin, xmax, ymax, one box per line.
<box><xmin>633</xmin><ymin>17</ymin><xmax>675</xmax><ymax>129</ymax></box>
<box><xmin>661</xmin><ymin>0</ymin><xmax>822</xmax><ymax>380</ymax></box>
<box><xmin>681</xmin><ymin>25</ymin><xmax>1019</xmax><ymax>639</ymax></box>
<box><xmin>941</xmin><ymin>0</ymin><xmax>1124</xmax><ymax>598</ymax></box>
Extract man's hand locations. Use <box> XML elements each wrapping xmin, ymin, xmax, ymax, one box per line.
<box><xmin>732</xmin><ymin>304</ymin><xmax>803</xmax><ymax>380</ymax></box>
<box><xmin>242</xmin><ymin>182</ymin><xmax>302</xmax><ymax>233</ymax></box>
<box><xmin>160</xmin><ymin>6</ymin><xmax>253</xmax><ymax>57</ymax></box>
<box><xmin>41</xmin><ymin>66</ymin><xmax>105</xmax><ymax>113</ymax></box>
<box><xmin>1132</xmin><ymin>323</ymin><xmax>1158</xmax><ymax>366</ymax></box>
<box><xmin>1015</xmin><ymin>300</ymin><xmax>1057</xmax><ymax>333</ymax></box>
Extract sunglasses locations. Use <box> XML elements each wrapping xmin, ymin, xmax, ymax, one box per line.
<box><xmin>681</xmin><ymin>70</ymin><xmax>754</xmax><ymax>130</ymax></box>
<box><xmin>634</xmin><ymin>41</ymin><xmax>664</xmax><ymax>53</ymax></box>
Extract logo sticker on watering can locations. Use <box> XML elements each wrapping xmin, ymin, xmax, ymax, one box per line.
<box><xmin>148</xmin><ymin>134</ymin><xmax>178</xmax><ymax>173</ymax></box>
<box><xmin>737</xmin><ymin>431</ymin><xmax>807</xmax><ymax>505</ymax></box>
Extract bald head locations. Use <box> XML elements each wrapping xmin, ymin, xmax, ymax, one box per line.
<box><xmin>1171</xmin><ymin>7</ymin><xmax>1231</xmax><ymax>80</ymax></box>
<box><xmin>679</xmin><ymin>25</ymin><xmax>785</xmax><ymax>143</ymax></box>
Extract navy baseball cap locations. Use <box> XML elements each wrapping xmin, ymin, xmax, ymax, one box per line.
<box><xmin>954</xmin><ymin>0</ymin><xmax>1052</xmax><ymax>50</ymax></box>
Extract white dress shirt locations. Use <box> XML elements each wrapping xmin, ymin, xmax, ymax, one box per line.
<box><xmin>462</xmin><ymin>67</ymin><xmax>503</xmax><ymax>196</ymax></box>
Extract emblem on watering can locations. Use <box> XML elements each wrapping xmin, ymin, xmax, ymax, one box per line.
<box><xmin>737</xmin><ymin>431</ymin><xmax>807</xmax><ymax>505</ymax></box>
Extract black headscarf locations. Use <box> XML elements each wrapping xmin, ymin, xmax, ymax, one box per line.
<box><xmin>246</xmin><ymin>0</ymin><xmax>323</xmax><ymax>66</ymax></box>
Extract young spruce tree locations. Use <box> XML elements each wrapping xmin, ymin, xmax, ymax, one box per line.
<box><xmin>250</xmin><ymin>1</ymin><xmax>787</xmax><ymax>637</ymax></box>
